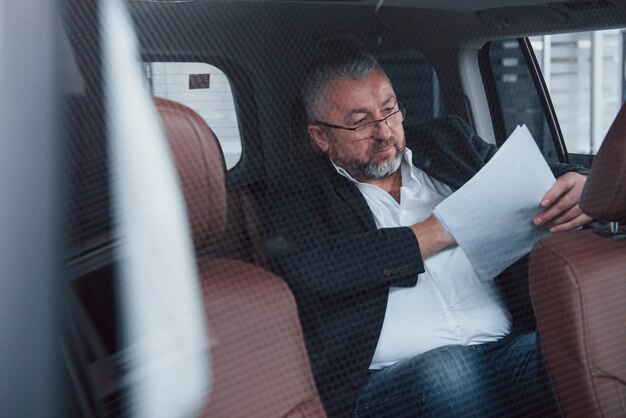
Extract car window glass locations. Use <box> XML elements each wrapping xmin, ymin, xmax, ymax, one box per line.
<box><xmin>144</xmin><ymin>62</ymin><xmax>242</xmax><ymax>169</ymax></box>
<box><xmin>487</xmin><ymin>40</ymin><xmax>560</xmax><ymax>163</ymax></box>
<box><xmin>488</xmin><ymin>31</ymin><xmax>624</xmax><ymax>161</ymax></box>
<box><xmin>530</xmin><ymin>30</ymin><xmax>624</xmax><ymax>155</ymax></box>
<box><xmin>377</xmin><ymin>50</ymin><xmax>447</xmax><ymax>127</ymax></box>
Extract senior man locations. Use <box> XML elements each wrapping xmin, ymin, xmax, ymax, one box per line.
<box><xmin>263</xmin><ymin>45</ymin><xmax>590</xmax><ymax>418</ymax></box>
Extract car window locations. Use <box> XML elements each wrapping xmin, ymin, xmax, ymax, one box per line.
<box><xmin>483</xmin><ymin>39</ymin><xmax>561</xmax><ymax>164</ymax></box>
<box><xmin>530</xmin><ymin>30</ymin><xmax>623</xmax><ymax>155</ymax></box>
<box><xmin>484</xmin><ymin>30</ymin><xmax>624</xmax><ymax>165</ymax></box>
<box><xmin>144</xmin><ymin>62</ymin><xmax>242</xmax><ymax>169</ymax></box>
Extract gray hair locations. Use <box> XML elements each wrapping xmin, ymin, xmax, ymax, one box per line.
<box><xmin>302</xmin><ymin>47</ymin><xmax>380</xmax><ymax>123</ymax></box>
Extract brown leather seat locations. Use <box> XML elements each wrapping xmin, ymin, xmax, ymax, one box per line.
<box><xmin>154</xmin><ymin>97</ymin><xmax>326</xmax><ymax>418</ymax></box>
<box><xmin>202</xmin><ymin>182</ymin><xmax>270</xmax><ymax>267</ymax></box>
<box><xmin>529</xmin><ymin>104</ymin><xmax>626</xmax><ymax>418</ymax></box>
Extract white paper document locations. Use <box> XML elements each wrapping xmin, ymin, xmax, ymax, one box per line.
<box><xmin>433</xmin><ymin>125</ymin><xmax>555</xmax><ymax>281</ymax></box>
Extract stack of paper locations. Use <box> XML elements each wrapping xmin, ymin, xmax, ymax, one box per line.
<box><xmin>434</xmin><ymin>125</ymin><xmax>556</xmax><ymax>281</ymax></box>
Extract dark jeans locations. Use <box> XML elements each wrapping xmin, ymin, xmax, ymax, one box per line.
<box><xmin>353</xmin><ymin>331</ymin><xmax>561</xmax><ymax>418</ymax></box>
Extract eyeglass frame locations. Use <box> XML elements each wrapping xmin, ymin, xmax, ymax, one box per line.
<box><xmin>314</xmin><ymin>102</ymin><xmax>406</xmax><ymax>136</ymax></box>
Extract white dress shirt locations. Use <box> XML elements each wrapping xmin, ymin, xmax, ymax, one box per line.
<box><xmin>333</xmin><ymin>148</ymin><xmax>512</xmax><ymax>370</ymax></box>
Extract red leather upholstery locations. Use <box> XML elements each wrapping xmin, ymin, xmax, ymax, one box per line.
<box><xmin>197</xmin><ymin>258</ymin><xmax>326</xmax><ymax>418</ymax></box>
<box><xmin>530</xmin><ymin>230</ymin><xmax>626</xmax><ymax>417</ymax></box>
<box><xmin>155</xmin><ymin>97</ymin><xmax>267</xmax><ymax>264</ymax></box>
<box><xmin>530</xmin><ymin>104</ymin><xmax>626</xmax><ymax>418</ymax></box>
<box><xmin>154</xmin><ymin>97</ymin><xmax>227</xmax><ymax>249</ymax></box>
<box><xmin>154</xmin><ymin>97</ymin><xmax>326</xmax><ymax>418</ymax></box>
<box><xmin>580</xmin><ymin>103</ymin><xmax>626</xmax><ymax>223</ymax></box>
<box><xmin>203</xmin><ymin>183</ymin><xmax>270</xmax><ymax>266</ymax></box>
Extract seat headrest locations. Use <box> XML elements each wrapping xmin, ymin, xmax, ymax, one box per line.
<box><xmin>154</xmin><ymin>97</ymin><xmax>227</xmax><ymax>250</ymax></box>
<box><xmin>580</xmin><ymin>103</ymin><xmax>626</xmax><ymax>223</ymax></box>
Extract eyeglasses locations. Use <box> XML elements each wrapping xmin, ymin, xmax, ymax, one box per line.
<box><xmin>315</xmin><ymin>103</ymin><xmax>406</xmax><ymax>140</ymax></box>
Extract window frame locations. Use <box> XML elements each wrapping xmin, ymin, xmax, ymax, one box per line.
<box><xmin>479</xmin><ymin>38</ymin><xmax>570</xmax><ymax>163</ymax></box>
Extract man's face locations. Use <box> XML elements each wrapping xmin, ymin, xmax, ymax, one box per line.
<box><xmin>308</xmin><ymin>68</ymin><xmax>406</xmax><ymax>182</ymax></box>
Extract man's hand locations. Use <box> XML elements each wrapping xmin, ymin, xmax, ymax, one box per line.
<box><xmin>410</xmin><ymin>214</ymin><xmax>456</xmax><ymax>259</ymax></box>
<box><xmin>533</xmin><ymin>172</ymin><xmax>593</xmax><ymax>233</ymax></box>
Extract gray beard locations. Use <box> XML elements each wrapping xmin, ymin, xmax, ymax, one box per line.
<box><xmin>363</xmin><ymin>151</ymin><xmax>403</xmax><ymax>180</ymax></box>
<box><xmin>330</xmin><ymin>143</ymin><xmax>405</xmax><ymax>182</ymax></box>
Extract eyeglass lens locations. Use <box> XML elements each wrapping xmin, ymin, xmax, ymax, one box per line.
<box><xmin>354</xmin><ymin>108</ymin><xmax>404</xmax><ymax>138</ymax></box>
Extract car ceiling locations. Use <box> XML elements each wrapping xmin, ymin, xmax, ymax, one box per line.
<box><xmin>130</xmin><ymin>0</ymin><xmax>626</xmax><ymax>57</ymax></box>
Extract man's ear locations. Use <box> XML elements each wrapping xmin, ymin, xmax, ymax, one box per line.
<box><xmin>307</xmin><ymin>124</ymin><xmax>330</xmax><ymax>152</ymax></box>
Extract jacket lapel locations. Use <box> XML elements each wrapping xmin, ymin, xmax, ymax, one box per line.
<box><xmin>319</xmin><ymin>157</ymin><xmax>378</xmax><ymax>229</ymax></box>
<box><xmin>409</xmin><ymin>135</ymin><xmax>466</xmax><ymax>190</ymax></box>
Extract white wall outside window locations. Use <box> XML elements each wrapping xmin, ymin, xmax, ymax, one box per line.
<box><xmin>531</xmin><ymin>30</ymin><xmax>624</xmax><ymax>154</ymax></box>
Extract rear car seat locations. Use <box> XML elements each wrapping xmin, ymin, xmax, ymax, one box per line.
<box><xmin>154</xmin><ymin>97</ymin><xmax>326</xmax><ymax>417</ymax></box>
<box><xmin>202</xmin><ymin>181</ymin><xmax>269</xmax><ymax>267</ymax></box>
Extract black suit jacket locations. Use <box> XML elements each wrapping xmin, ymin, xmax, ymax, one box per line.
<box><xmin>262</xmin><ymin>115</ymin><xmax>585</xmax><ymax>417</ymax></box>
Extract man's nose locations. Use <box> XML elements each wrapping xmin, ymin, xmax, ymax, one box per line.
<box><xmin>372</xmin><ymin>118</ymin><xmax>392</xmax><ymax>140</ymax></box>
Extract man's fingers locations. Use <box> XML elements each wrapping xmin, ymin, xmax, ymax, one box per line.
<box><xmin>540</xmin><ymin>174</ymin><xmax>576</xmax><ymax>208</ymax></box>
<box><xmin>543</xmin><ymin>205</ymin><xmax>584</xmax><ymax>229</ymax></box>
<box><xmin>534</xmin><ymin>196</ymin><xmax>577</xmax><ymax>226</ymax></box>
<box><xmin>548</xmin><ymin>212</ymin><xmax>593</xmax><ymax>233</ymax></box>
<box><xmin>535</xmin><ymin>173</ymin><xmax>587</xmax><ymax>225</ymax></box>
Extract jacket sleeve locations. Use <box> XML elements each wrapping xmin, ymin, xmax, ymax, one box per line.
<box><xmin>262</xmin><ymin>173</ymin><xmax>424</xmax><ymax>299</ymax></box>
<box><xmin>452</xmin><ymin>115</ymin><xmax>589</xmax><ymax>178</ymax></box>
<box><xmin>548</xmin><ymin>162</ymin><xmax>589</xmax><ymax>177</ymax></box>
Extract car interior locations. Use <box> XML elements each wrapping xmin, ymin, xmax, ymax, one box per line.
<box><xmin>2</xmin><ymin>0</ymin><xmax>625</xmax><ymax>416</ymax></box>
